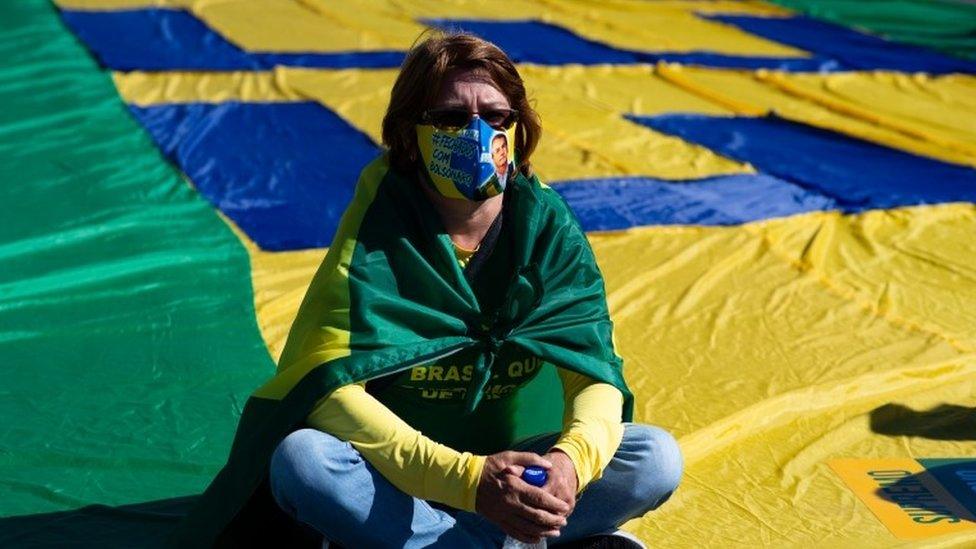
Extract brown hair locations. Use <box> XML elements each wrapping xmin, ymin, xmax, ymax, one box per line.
<box><xmin>381</xmin><ymin>32</ymin><xmax>541</xmax><ymax>177</ymax></box>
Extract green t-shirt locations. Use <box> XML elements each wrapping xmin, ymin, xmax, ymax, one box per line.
<box><xmin>371</xmin><ymin>345</ymin><xmax>564</xmax><ymax>454</ymax></box>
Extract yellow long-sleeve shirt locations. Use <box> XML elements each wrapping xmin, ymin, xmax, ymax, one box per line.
<box><xmin>306</xmin><ymin>370</ymin><xmax>623</xmax><ymax>512</ymax></box>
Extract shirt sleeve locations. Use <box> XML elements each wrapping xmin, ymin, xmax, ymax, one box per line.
<box><xmin>550</xmin><ymin>369</ymin><xmax>625</xmax><ymax>493</ymax></box>
<box><xmin>306</xmin><ymin>383</ymin><xmax>486</xmax><ymax>512</ymax></box>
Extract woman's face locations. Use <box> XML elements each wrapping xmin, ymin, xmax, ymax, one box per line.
<box><xmin>430</xmin><ymin>68</ymin><xmax>511</xmax><ymax>127</ymax></box>
<box><xmin>417</xmin><ymin>68</ymin><xmax>513</xmax><ymax>208</ymax></box>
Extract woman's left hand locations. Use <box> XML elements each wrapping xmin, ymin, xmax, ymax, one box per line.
<box><xmin>542</xmin><ymin>450</ymin><xmax>579</xmax><ymax>515</ymax></box>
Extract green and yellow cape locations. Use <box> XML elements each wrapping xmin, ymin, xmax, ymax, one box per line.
<box><xmin>172</xmin><ymin>154</ymin><xmax>632</xmax><ymax>546</ymax></box>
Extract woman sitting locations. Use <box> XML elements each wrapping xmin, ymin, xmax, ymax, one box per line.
<box><xmin>175</xmin><ymin>32</ymin><xmax>683</xmax><ymax>549</ymax></box>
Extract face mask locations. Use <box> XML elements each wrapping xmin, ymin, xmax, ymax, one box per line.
<box><xmin>416</xmin><ymin>117</ymin><xmax>517</xmax><ymax>201</ymax></box>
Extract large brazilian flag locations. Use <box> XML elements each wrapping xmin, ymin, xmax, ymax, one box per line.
<box><xmin>2</xmin><ymin>0</ymin><xmax>976</xmax><ymax>547</ymax></box>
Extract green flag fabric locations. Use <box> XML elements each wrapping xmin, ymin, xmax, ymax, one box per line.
<box><xmin>771</xmin><ymin>0</ymin><xmax>976</xmax><ymax>60</ymax></box>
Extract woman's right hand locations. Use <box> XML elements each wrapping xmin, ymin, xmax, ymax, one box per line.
<box><xmin>475</xmin><ymin>451</ymin><xmax>571</xmax><ymax>544</ymax></box>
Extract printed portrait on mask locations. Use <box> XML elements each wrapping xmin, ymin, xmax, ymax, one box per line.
<box><xmin>416</xmin><ymin>118</ymin><xmax>517</xmax><ymax>201</ymax></box>
<box><xmin>491</xmin><ymin>133</ymin><xmax>510</xmax><ymax>185</ymax></box>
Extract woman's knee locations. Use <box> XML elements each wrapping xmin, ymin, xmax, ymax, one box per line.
<box><xmin>269</xmin><ymin>428</ymin><xmax>351</xmax><ymax>512</ymax></box>
<box><xmin>619</xmin><ymin>423</ymin><xmax>683</xmax><ymax>510</ymax></box>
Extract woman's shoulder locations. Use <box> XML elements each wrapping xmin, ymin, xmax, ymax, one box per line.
<box><xmin>356</xmin><ymin>152</ymin><xmax>395</xmax><ymax>191</ymax></box>
<box><xmin>345</xmin><ymin>152</ymin><xmax>419</xmax><ymax>216</ymax></box>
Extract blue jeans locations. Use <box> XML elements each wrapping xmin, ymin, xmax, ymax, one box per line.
<box><xmin>269</xmin><ymin>423</ymin><xmax>682</xmax><ymax>548</ymax></box>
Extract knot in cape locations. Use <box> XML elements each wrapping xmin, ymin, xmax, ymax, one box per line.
<box><xmin>464</xmin><ymin>263</ymin><xmax>545</xmax><ymax>412</ymax></box>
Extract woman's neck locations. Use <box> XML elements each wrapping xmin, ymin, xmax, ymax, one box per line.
<box><xmin>417</xmin><ymin>174</ymin><xmax>503</xmax><ymax>250</ymax></box>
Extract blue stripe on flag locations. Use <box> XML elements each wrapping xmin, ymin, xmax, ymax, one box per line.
<box><xmin>632</xmin><ymin>113</ymin><xmax>976</xmax><ymax>212</ymax></box>
<box><xmin>703</xmin><ymin>14</ymin><xmax>976</xmax><ymax>74</ymax></box>
<box><xmin>425</xmin><ymin>19</ymin><xmax>833</xmax><ymax>70</ymax></box>
<box><xmin>553</xmin><ymin>174</ymin><xmax>836</xmax><ymax>231</ymax></box>
<box><xmin>130</xmin><ymin>101</ymin><xmax>382</xmax><ymax>251</ymax></box>
<box><xmin>60</xmin><ymin>9</ymin><xmax>405</xmax><ymax>71</ymax></box>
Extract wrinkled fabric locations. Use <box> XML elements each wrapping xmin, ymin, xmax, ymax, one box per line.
<box><xmin>4</xmin><ymin>0</ymin><xmax>976</xmax><ymax>547</ymax></box>
<box><xmin>771</xmin><ymin>0</ymin><xmax>976</xmax><ymax>61</ymax></box>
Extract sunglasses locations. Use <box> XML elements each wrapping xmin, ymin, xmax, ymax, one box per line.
<box><xmin>421</xmin><ymin>108</ymin><xmax>519</xmax><ymax>131</ymax></box>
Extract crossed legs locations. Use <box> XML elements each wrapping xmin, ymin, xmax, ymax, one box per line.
<box><xmin>269</xmin><ymin>423</ymin><xmax>682</xmax><ymax>548</ymax></box>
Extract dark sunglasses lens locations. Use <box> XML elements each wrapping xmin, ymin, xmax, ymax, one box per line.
<box><xmin>429</xmin><ymin>110</ymin><xmax>470</xmax><ymax>129</ymax></box>
<box><xmin>426</xmin><ymin>109</ymin><xmax>518</xmax><ymax>130</ymax></box>
<box><xmin>484</xmin><ymin>110</ymin><xmax>518</xmax><ymax>129</ymax></box>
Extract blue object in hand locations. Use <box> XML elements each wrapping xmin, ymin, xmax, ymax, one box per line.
<box><xmin>522</xmin><ymin>466</ymin><xmax>548</xmax><ymax>487</ymax></box>
<box><xmin>503</xmin><ymin>466</ymin><xmax>551</xmax><ymax>548</ymax></box>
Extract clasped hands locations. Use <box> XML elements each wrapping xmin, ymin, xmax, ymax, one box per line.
<box><xmin>475</xmin><ymin>449</ymin><xmax>578</xmax><ymax>544</ymax></box>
